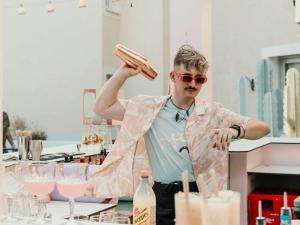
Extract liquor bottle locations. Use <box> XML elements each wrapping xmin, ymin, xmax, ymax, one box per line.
<box><xmin>280</xmin><ymin>192</ymin><xmax>292</xmax><ymax>225</ymax></box>
<box><xmin>95</xmin><ymin>155</ymin><xmax>100</xmax><ymax>165</ymax></box>
<box><xmin>79</xmin><ymin>156</ymin><xmax>85</xmax><ymax>163</ymax></box>
<box><xmin>133</xmin><ymin>170</ymin><xmax>156</xmax><ymax>225</ymax></box>
<box><xmin>103</xmin><ymin>148</ymin><xmax>108</xmax><ymax>157</ymax></box>
<box><xmin>99</xmin><ymin>149</ymin><xmax>105</xmax><ymax>165</ymax></box>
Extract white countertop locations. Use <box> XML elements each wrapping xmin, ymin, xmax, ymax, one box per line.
<box><xmin>229</xmin><ymin>137</ymin><xmax>300</xmax><ymax>153</ymax></box>
<box><xmin>3</xmin><ymin>137</ymin><xmax>300</xmax><ymax>163</ymax></box>
<box><xmin>43</xmin><ymin>143</ymin><xmax>103</xmax><ymax>157</ymax></box>
<box><xmin>1</xmin><ymin>143</ymin><xmax>104</xmax><ymax>166</ymax></box>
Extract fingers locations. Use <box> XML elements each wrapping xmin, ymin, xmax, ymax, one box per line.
<box><xmin>210</xmin><ymin>129</ymin><xmax>218</xmax><ymax>148</ymax></box>
<box><xmin>210</xmin><ymin>129</ymin><xmax>221</xmax><ymax>150</ymax></box>
<box><xmin>219</xmin><ymin>129</ymin><xmax>228</xmax><ymax>151</ymax></box>
<box><xmin>209</xmin><ymin>129</ymin><xmax>218</xmax><ymax>139</ymax></box>
<box><xmin>227</xmin><ymin>132</ymin><xmax>233</xmax><ymax>147</ymax></box>
<box><xmin>120</xmin><ymin>64</ymin><xmax>142</xmax><ymax>77</ymax></box>
<box><xmin>132</xmin><ymin>66</ymin><xmax>142</xmax><ymax>74</ymax></box>
<box><xmin>210</xmin><ymin>128</ymin><xmax>234</xmax><ymax>151</ymax></box>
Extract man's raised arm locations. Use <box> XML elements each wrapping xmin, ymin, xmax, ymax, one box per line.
<box><xmin>93</xmin><ymin>65</ymin><xmax>141</xmax><ymax>121</ymax></box>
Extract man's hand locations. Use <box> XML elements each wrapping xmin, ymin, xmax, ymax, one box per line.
<box><xmin>210</xmin><ymin>128</ymin><xmax>238</xmax><ymax>151</ymax></box>
<box><xmin>116</xmin><ymin>64</ymin><xmax>142</xmax><ymax>79</ymax></box>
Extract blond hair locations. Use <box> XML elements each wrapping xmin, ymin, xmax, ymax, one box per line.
<box><xmin>174</xmin><ymin>45</ymin><xmax>208</xmax><ymax>72</ymax></box>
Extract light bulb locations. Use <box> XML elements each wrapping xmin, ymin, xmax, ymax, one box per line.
<box><xmin>18</xmin><ymin>4</ymin><xmax>26</xmax><ymax>15</ymax></box>
<box><xmin>47</xmin><ymin>1</ymin><xmax>55</xmax><ymax>13</ymax></box>
<box><xmin>78</xmin><ymin>0</ymin><xmax>86</xmax><ymax>8</ymax></box>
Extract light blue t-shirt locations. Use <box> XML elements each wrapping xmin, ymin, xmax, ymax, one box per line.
<box><xmin>144</xmin><ymin>98</ymin><xmax>196</xmax><ymax>183</ymax></box>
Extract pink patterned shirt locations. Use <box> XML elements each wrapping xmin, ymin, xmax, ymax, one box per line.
<box><xmin>93</xmin><ymin>95</ymin><xmax>249</xmax><ymax>197</ymax></box>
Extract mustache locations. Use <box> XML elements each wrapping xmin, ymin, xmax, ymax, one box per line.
<box><xmin>184</xmin><ymin>87</ymin><xmax>197</xmax><ymax>91</ymax></box>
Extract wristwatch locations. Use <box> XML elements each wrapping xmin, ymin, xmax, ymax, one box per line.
<box><xmin>229</xmin><ymin>124</ymin><xmax>241</xmax><ymax>139</ymax></box>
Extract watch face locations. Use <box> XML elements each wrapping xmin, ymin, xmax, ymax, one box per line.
<box><xmin>230</xmin><ymin>125</ymin><xmax>241</xmax><ymax>138</ymax></box>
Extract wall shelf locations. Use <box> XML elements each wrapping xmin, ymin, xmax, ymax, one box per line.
<box><xmin>248</xmin><ymin>165</ymin><xmax>300</xmax><ymax>175</ymax></box>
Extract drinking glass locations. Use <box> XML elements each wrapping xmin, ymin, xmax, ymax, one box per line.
<box><xmin>205</xmin><ymin>196</ymin><xmax>230</xmax><ymax>225</ymax></box>
<box><xmin>0</xmin><ymin>163</ymin><xmax>24</xmax><ymax>222</ymax></box>
<box><xmin>56</xmin><ymin>163</ymin><xmax>88</xmax><ymax>225</ymax></box>
<box><xmin>24</xmin><ymin>161</ymin><xmax>56</xmax><ymax>224</ymax></box>
<box><xmin>175</xmin><ymin>192</ymin><xmax>203</xmax><ymax>225</ymax></box>
<box><xmin>89</xmin><ymin>214</ymin><xmax>100</xmax><ymax>222</ymax></box>
<box><xmin>99</xmin><ymin>215</ymin><xmax>114</xmax><ymax>223</ymax></box>
<box><xmin>73</xmin><ymin>215</ymin><xmax>88</xmax><ymax>221</ymax></box>
<box><xmin>99</xmin><ymin>210</ymin><xmax>116</xmax><ymax>222</ymax></box>
<box><xmin>113</xmin><ymin>216</ymin><xmax>130</xmax><ymax>224</ymax></box>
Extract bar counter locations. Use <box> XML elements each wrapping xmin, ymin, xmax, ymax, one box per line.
<box><xmin>2</xmin><ymin>137</ymin><xmax>300</xmax><ymax>225</ymax></box>
<box><xmin>229</xmin><ymin>137</ymin><xmax>300</xmax><ymax>225</ymax></box>
<box><xmin>6</xmin><ymin>219</ymin><xmax>119</xmax><ymax>225</ymax></box>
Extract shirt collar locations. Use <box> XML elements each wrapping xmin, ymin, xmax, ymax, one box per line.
<box><xmin>162</xmin><ymin>95</ymin><xmax>206</xmax><ymax>116</ymax></box>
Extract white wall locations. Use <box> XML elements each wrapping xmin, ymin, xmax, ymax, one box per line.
<box><xmin>119</xmin><ymin>0</ymin><xmax>167</xmax><ymax>97</ymax></box>
<box><xmin>170</xmin><ymin>0</ymin><xmax>213</xmax><ymax>102</ymax></box>
<box><xmin>3</xmin><ymin>0</ymin><xmax>103</xmax><ymax>138</ymax></box>
<box><xmin>102</xmin><ymin>11</ymin><xmax>120</xmax><ymax>80</ymax></box>
<box><xmin>170</xmin><ymin>0</ymin><xmax>202</xmax><ymax>65</ymax></box>
<box><xmin>211</xmin><ymin>0</ymin><xmax>300</xmax><ymax>116</ymax></box>
<box><xmin>3</xmin><ymin>0</ymin><xmax>299</xmax><ymax>138</ymax></box>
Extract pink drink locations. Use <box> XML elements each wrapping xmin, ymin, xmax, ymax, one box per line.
<box><xmin>25</xmin><ymin>177</ymin><xmax>55</xmax><ymax>196</ymax></box>
<box><xmin>57</xmin><ymin>179</ymin><xmax>87</xmax><ymax>199</ymax></box>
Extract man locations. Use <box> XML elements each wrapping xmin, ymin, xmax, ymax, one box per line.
<box><xmin>93</xmin><ymin>45</ymin><xmax>270</xmax><ymax>225</ymax></box>
<box><xmin>3</xmin><ymin>111</ymin><xmax>16</xmax><ymax>149</ymax></box>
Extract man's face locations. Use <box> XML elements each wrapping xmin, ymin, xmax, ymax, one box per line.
<box><xmin>170</xmin><ymin>64</ymin><xmax>207</xmax><ymax>99</ymax></box>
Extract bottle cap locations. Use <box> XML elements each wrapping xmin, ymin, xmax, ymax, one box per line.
<box><xmin>141</xmin><ymin>170</ymin><xmax>149</xmax><ymax>177</ymax></box>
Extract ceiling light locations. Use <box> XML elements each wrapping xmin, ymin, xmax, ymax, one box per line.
<box><xmin>47</xmin><ymin>1</ymin><xmax>55</xmax><ymax>13</ymax></box>
<box><xmin>18</xmin><ymin>4</ymin><xmax>26</xmax><ymax>15</ymax></box>
<box><xmin>78</xmin><ymin>0</ymin><xmax>87</xmax><ymax>8</ymax></box>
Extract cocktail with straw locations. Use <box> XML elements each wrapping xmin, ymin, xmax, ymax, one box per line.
<box><xmin>218</xmin><ymin>189</ymin><xmax>241</xmax><ymax>225</ymax></box>
<box><xmin>175</xmin><ymin>170</ymin><xmax>203</xmax><ymax>225</ymax></box>
<box><xmin>205</xmin><ymin>169</ymin><xmax>231</xmax><ymax>225</ymax></box>
<box><xmin>197</xmin><ymin>174</ymin><xmax>208</xmax><ymax>225</ymax></box>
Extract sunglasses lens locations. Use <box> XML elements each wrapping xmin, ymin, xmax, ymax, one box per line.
<box><xmin>195</xmin><ymin>76</ymin><xmax>206</xmax><ymax>84</ymax></box>
<box><xmin>182</xmin><ymin>75</ymin><xmax>193</xmax><ymax>82</ymax></box>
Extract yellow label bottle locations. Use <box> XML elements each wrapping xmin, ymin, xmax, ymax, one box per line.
<box><xmin>133</xmin><ymin>170</ymin><xmax>156</xmax><ymax>225</ymax></box>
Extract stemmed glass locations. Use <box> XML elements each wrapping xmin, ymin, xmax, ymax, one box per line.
<box><xmin>24</xmin><ymin>161</ymin><xmax>56</xmax><ymax>224</ymax></box>
<box><xmin>113</xmin><ymin>216</ymin><xmax>131</xmax><ymax>224</ymax></box>
<box><xmin>56</xmin><ymin>163</ymin><xmax>88</xmax><ymax>225</ymax></box>
<box><xmin>0</xmin><ymin>162</ymin><xmax>24</xmax><ymax>222</ymax></box>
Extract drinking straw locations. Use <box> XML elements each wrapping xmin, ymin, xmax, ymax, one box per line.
<box><xmin>197</xmin><ymin>174</ymin><xmax>208</xmax><ymax>200</ymax></box>
<box><xmin>258</xmin><ymin>200</ymin><xmax>262</xmax><ymax>217</ymax></box>
<box><xmin>210</xmin><ymin>169</ymin><xmax>219</xmax><ymax>197</ymax></box>
<box><xmin>284</xmin><ymin>192</ymin><xmax>288</xmax><ymax>207</ymax></box>
<box><xmin>181</xmin><ymin>170</ymin><xmax>189</xmax><ymax>197</ymax></box>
